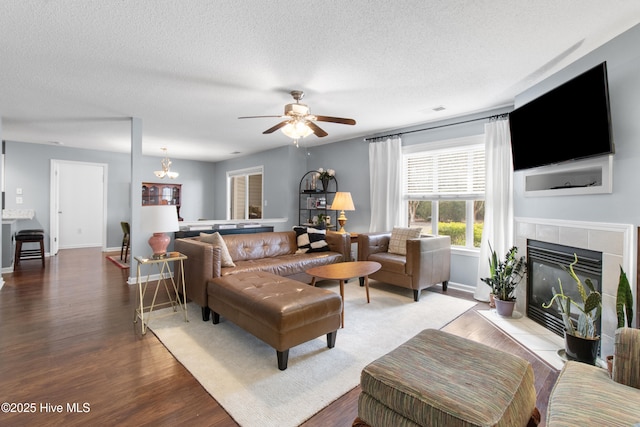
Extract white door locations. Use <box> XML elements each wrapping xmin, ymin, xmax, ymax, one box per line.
<box><xmin>50</xmin><ymin>160</ymin><xmax>107</xmax><ymax>253</ymax></box>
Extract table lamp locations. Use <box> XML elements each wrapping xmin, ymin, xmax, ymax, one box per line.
<box><xmin>141</xmin><ymin>205</ymin><xmax>180</xmax><ymax>258</ymax></box>
<box><xmin>331</xmin><ymin>192</ymin><xmax>355</xmax><ymax>234</ymax></box>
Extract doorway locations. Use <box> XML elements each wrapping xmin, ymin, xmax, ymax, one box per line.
<box><xmin>50</xmin><ymin>160</ymin><xmax>108</xmax><ymax>255</ymax></box>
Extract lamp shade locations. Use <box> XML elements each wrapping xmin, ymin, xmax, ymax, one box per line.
<box><xmin>141</xmin><ymin>205</ymin><xmax>180</xmax><ymax>233</ymax></box>
<box><xmin>141</xmin><ymin>205</ymin><xmax>179</xmax><ymax>257</ymax></box>
<box><xmin>331</xmin><ymin>192</ymin><xmax>355</xmax><ymax>211</ymax></box>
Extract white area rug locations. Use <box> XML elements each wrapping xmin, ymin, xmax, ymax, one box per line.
<box><xmin>148</xmin><ymin>281</ymin><xmax>476</xmax><ymax>427</ymax></box>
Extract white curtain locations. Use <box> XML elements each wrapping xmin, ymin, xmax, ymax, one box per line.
<box><xmin>369</xmin><ymin>137</ymin><xmax>402</xmax><ymax>232</ymax></box>
<box><xmin>474</xmin><ymin>118</ymin><xmax>514</xmax><ymax>301</ymax></box>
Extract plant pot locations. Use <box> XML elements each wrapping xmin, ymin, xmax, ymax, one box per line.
<box><xmin>564</xmin><ymin>332</ymin><xmax>600</xmax><ymax>365</ymax></box>
<box><xmin>494</xmin><ymin>299</ymin><xmax>516</xmax><ymax>317</ymax></box>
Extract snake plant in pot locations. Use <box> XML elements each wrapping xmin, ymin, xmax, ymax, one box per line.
<box><xmin>543</xmin><ymin>254</ymin><xmax>602</xmax><ymax>365</ymax></box>
<box><xmin>607</xmin><ymin>266</ymin><xmax>634</xmax><ymax>375</ymax></box>
<box><xmin>481</xmin><ymin>244</ymin><xmax>526</xmax><ymax>317</ymax></box>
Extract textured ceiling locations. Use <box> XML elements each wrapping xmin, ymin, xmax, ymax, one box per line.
<box><xmin>1</xmin><ymin>1</ymin><xmax>639</xmax><ymax>161</ymax></box>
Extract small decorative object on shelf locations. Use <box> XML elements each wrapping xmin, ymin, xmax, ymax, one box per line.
<box><xmin>317</xmin><ymin>167</ymin><xmax>335</xmax><ymax>191</ymax></box>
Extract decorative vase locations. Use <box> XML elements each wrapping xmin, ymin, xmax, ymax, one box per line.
<box><xmin>564</xmin><ymin>332</ymin><xmax>600</xmax><ymax>365</ymax></box>
<box><xmin>321</xmin><ymin>177</ymin><xmax>330</xmax><ymax>191</ymax></box>
<box><xmin>489</xmin><ymin>293</ymin><xmax>496</xmax><ymax>308</ymax></box>
<box><xmin>494</xmin><ymin>299</ymin><xmax>516</xmax><ymax>317</ymax></box>
<box><xmin>606</xmin><ymin>355</ymin><xmax>614</xmax><ymax>377</ymax></box>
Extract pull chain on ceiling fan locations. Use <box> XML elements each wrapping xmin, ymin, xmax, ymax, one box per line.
<box><xmin>238</xmin><ymin>90</ymin><xmax>356</xmax><ymax>146</ymax></box>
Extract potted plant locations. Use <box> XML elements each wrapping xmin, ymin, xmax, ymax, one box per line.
<box><xmin>481</xmin><ymin>244</ymin><xmax>526</xmax><ymax>317</ymax></box>
<box><xmin>543</xmin><ymin>254</ymin><xmax>602</xmax><ymax>365</ymax></box>
<box><xmin>616</xmin><ymin>266</ymin><xmax>634</xmax><ymax>328</ymax></box>
<box><xmin>607</xmin><ymin>266</ymin><xmax>634</xmax><ymax>375</ymax></box>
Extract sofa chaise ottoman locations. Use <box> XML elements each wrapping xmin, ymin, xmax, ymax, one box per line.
<box><xmin>208</xmin><ymin>270</ymin><xmax>342</xmax><ymax>370</ymax></box>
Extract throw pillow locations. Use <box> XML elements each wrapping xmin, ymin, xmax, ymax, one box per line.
<box><xmin>293</xmin><ymin>226</ymin><xmax>330</xmax><ymax>253</ymax></box>
<box><xmin>388</xmin><ymin>227</ymin><xmax>422</xmax><ymax>255</ymax></box>
<box><xmin>200</xmin><ymin>232</ymin><xmax>236</xmax><ymax>267</ymax></box>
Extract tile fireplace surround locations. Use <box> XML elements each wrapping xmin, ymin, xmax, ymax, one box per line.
<box><xmin>514</xmin><ymin>217</ymin><xmax>635</xmax><ymax>358</ymax></box>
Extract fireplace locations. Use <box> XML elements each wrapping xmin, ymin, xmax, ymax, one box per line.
<box><xmin>526</xmin><ymin>239</ymin><xmax>602</xmax><ymax>338</ymax></box>
<box><xmin>515</xmin><ymin>217</ymin><xmax>633</xmax><ymax>358</ymax></box>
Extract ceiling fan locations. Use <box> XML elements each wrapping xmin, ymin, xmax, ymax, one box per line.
<box><xmin>238</xmin><ymin>90</ymin><xmax>356</xmax><ymax>144</ymax></box>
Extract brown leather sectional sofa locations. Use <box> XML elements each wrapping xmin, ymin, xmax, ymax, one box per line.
<box><xmin>175</xmin><ymin>230</ymin><xmax>351</xmax><ymax>321</ymax></box>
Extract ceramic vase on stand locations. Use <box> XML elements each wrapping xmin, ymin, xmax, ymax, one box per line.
<box><xmin>489</xmin><ymin>293</ymin><xmax>496</xmax><ymax>308</ymax></box>
<box><xmin>321</xmin><ymin>177</ymin><xmax>330</xmax><ymax>192</ymax></box>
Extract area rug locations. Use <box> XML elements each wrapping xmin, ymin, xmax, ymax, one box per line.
<box><xmin>148</xmin><ymin>281</ymin><xmax>476</xmax><ymax>427</ymax></box>
<box><xmin>106</xmin><ymin>255</ymin><xmax>129</xmax><ymax>269</ymax></box>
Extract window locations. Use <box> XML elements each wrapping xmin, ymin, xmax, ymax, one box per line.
<box><xmin>227</xmin><ymin>166</ymin><xmax>263</xmax><ymax>220</ymax></box>
<box><xmin>403</xmin><ymin>136</ymin><xmax>484</xmax><ymax>248</ymax></box>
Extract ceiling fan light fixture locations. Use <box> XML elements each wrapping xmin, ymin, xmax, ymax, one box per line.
<box><xmin>281</xmin><ymin>121</ymin><xmax>313</xmax><ymax>139</ymax></box>
<box><xmin>238</xmin><ymin>90</ymin><xmax>355</xmax><ymax>142</ymax></box>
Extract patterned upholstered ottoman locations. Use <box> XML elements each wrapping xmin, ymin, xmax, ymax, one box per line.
<box><xmin>355</xmin><ymin>329</ymin><xmax>538</xmax><ymax>427</ymax></box>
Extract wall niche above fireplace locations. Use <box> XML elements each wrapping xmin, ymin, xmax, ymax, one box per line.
<box><xmin>522</xmin><ymin>155</ymin><xmax>612</xmax><ymax>197</ymax></box>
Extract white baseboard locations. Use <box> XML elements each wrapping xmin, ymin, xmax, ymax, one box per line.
<box><xmin>127</xmin><ymin>272</ymin><xmax>174</xmax><ymax>286</ymax></box>
<box><xmin>446</xmin><ymin>281</ymin><xmax>475</xmax><ymax>294</ymax></box>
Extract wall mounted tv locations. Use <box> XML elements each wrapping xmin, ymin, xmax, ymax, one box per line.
<box><xmin>509</xmin><ymin>61</ymin><xmax>614</xmax><ymax>171</ymax></box>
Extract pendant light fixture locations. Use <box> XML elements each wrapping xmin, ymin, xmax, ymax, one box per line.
<box><xmin>154</xmin><ymin>147</ymin><xmax>179</xmax><ymax>179</ymax></box>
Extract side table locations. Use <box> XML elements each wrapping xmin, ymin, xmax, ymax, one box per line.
<box><xmin>134</xmin><ymin>253</ymin><xmax>188</xmax><ymax>334</ymax></box>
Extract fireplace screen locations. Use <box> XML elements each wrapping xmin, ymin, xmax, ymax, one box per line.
<box><xmin>527</xmin><ymin>240</ymin><xmax>602</xmax><ymax>337</ymax></box>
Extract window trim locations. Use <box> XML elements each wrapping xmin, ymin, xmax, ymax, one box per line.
<box><xmin>226</xmin><ymin>165</ymin><xmax>264</xmax><ymax>220</ymax></box>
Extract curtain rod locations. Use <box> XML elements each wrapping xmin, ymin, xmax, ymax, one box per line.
<box><xmin>364</xmin><ymin>113</ymin><xmax>509</xmax><ymax>142</ymax></box>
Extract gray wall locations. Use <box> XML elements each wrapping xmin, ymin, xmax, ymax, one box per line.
<box><xmin>513</xmin><ymin>24</ymin><xmax>640</xmax><ymax>229</ymax></box>
<box><xmin>5</xmin><ymin>141</ymin><xmax>131</xmax><ymax>252</ymax></box>
<box><xmin>210</xmin><ymin>107</ymin><xmax>509</xmax><ymax>287</ymax></box>
<box><xmin>4</xmin><ymin>141</ymin><xmax>215</xmax><ymax>252</ymax></box>
<box><xmin>212</xmin><ymin>144</ymin><xmax>308</xmax><ymax>231</ymax></box>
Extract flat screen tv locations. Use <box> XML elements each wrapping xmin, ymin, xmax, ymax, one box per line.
<box><xmin>509</xmin><ymin>61</ymin><xmax>614</xmax><ymax>171</ymax></box>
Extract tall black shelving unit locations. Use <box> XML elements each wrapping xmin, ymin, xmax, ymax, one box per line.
<box><xmin>298</xmin><ymin>171</ymin><xmax>338</xmax><ymax>229</ymax></box>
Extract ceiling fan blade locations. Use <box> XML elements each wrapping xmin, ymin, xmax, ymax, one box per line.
<box><xmin>263</xmin><ymin>121</ymin><xmax>289</xmax><ymax>134</ymax></box>
<box><xmin>314</xmin><ymin>115</ymin><xmax>356</xmax><ymax>125</ymax></box>
<box><xmin>238</xmin><ymin>115</ymin><xmax>284</xmax><ymax>119</ymax></box>
<box><xmin>307</xmin><ymin>121</ymin><xmax>328</xmax><ymax>137</ymax></box>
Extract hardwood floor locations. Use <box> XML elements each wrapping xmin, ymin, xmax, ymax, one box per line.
<box><xmin>1</xmin><ymin>248</ymin><xmax>558</xmax><ymax>426</ymax></box>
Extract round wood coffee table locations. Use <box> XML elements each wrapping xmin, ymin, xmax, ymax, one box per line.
<box><xmin>306</xmin><ymin>261</ymin><xmax>381</xmax><ymax>328</ymax></box>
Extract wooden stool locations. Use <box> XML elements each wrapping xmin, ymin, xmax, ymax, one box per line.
<box><xmin>15</xmin><ymin>229</ymin><xmax>45</xmax><ymax>269</ymax></box>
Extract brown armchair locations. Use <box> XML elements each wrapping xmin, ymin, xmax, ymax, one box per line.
<box><xmin>357</xmin><ymin>231</ymin><xmax>451</xmax><ymax>301</ymax></box>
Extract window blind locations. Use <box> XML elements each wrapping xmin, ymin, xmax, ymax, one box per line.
<box><xmin>404</xmin><ymin>144</ymin><xmax>485</xmax><ymax>199</ymax></box>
